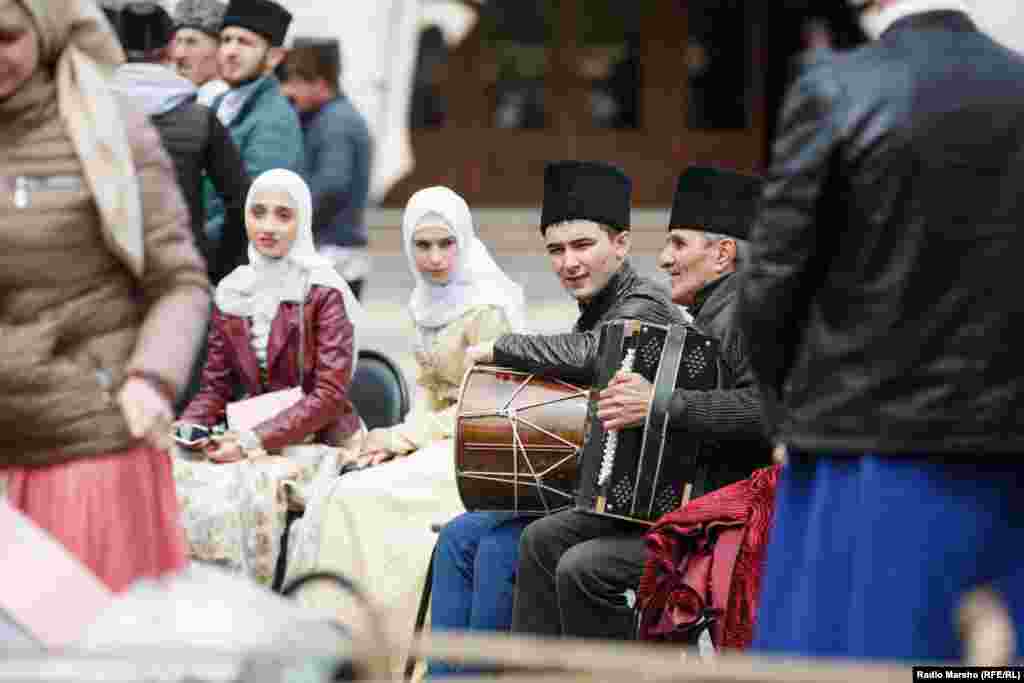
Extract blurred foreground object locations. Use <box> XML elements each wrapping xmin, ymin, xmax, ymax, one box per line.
<box><xmin>958</xmin><ymin>586</ymin><xmax>1017</xmax><ymax>666</ymax></box>
<box><xmin>1</xmin><ymin>501</ymin><xmax>362</xmax><ymax>681</ymax></box>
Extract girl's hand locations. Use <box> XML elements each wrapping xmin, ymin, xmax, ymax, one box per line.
<box><xmin>358</xmin><ymin>449</ymin><xmax>398</xmax><ymax>468</ymax></box>
<box><xmin>205</xmin><ymin>437</ymin><xmax>246</xmax><ymax>464</ymax></box>
<box><xmin>466</xmin><ymin>341</ymin><xmax>495</xmax><ymax>365</ymax></box>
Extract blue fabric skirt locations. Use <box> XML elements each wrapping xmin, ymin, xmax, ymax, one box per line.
<box><xmin>752</xmin><ymin>453</ymin><xmax>1024</xmax><ymax>661</ymax></box>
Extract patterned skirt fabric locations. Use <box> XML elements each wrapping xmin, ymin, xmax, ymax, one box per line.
<box><xmin>2</xmin><ymin>445</ymin><xmax>187</xmax><ymax>593</ymax></box>
<box><xmin>285</xmin><ymin>438</ymin><xmax>465</xmax><ymax>669</ymax></box>
<box><xmin>172</xmin><ymin>437</ymin><xmax>360</xmax><ymax>586</ymax></box>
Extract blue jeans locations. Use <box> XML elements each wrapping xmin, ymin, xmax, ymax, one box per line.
<box><xmin>427</xmin><ymin>511</ymin><xmax>533</xmax><ymax>677</ymax></box>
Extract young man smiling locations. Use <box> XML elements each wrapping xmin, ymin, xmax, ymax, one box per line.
<box><xmin>467</xmin><ymin>161</ymin><xmax>682</xmax><ymax>382</ymax></box>
<box><xmin>204</xmin><ymin>0</ymin><xmax>303</xmax><ymax>274</ymax></box>
<box><xmin>509</xmin><ymin>165</ymin><xmax>771</xmax><ymax>643</ymax></box>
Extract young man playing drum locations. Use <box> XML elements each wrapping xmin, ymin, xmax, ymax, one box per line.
<box><xmin>428</xmin><ymin>160</ymin><xmax>684</xmax><ymax>676</ymax></box>
<box><xmin>510</xmin><ymin>165</ymin><xmax>773</xmax><ymax>642</ymax></box>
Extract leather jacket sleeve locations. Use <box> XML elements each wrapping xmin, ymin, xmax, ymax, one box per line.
<box><xmin>738</xmin><ymin>63</ymin><xmax>842</xmax><ymax>400</ymax></box>
<box><xmin>667</xmin><ymin>348</ymin><xmax>765</xmax><ymax>442</ymax></box>
<box><xmin>179</xmin><ymin>306</ymin><xmax>235</xmax><ymax>426</ymax></box>
<box><xmin>493</xmin><ymin>292</ymin><xmax>681</xmax><ymax>387</ymax></box>
<box><xmin>255</xmin><ymin>288</ymin><xmax>356</xmax><ymax>451</ymax></box>
<box><xmin>493</xmin><ymin>330</ymin><xmax>598</xmax><ymax>386</ymax></box>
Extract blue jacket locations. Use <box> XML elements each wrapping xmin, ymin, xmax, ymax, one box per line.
<box><xmin>301</xmin><ymin>93</ymin><xmax>372</xmax><ymax>248</ymax></box>
<box><xmin>207</xmin><ymin>76</ymin><xmax>305</xmax><ymax>244</ymax></box>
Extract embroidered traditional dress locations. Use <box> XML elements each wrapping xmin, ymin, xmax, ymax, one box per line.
<box><xmin>286</xmin><ymin>187</ymin><xmax>525</xmax><ymax>667</ymax></box>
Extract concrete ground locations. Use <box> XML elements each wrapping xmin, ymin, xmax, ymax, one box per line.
<box><xmin>359</xmin><ymin>208</ymin><xmax>674</xmax><ymax>387</ymax></box>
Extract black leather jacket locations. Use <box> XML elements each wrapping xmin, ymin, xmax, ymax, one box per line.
<box><xmin>493</xmin><ymin>260</ymin><xmax>684</xmax><ymax>386</ymax></box>
<box><xmin>739</xmin><ymin>11</ymin><xmax>1024</xmax><ymax>454</ymax></box>
<box><xmin>673</xmin><ymin>273</ymin><xmax>770</xmax><ymax>493</ymax></box>
<box><xmin>669</xmin><ymin>273</ymin><xmax>762</xmax><ymax>439</ymax></box>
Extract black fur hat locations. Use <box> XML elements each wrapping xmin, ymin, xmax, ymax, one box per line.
<box><xmin>669</xmin><ymin>166</ymin><xmax>763</xmax><ymax>240</ymax></box>
<box><xmin>118</xmin><ymin>2</ymin><xmax>175</xmax><ymax>55</ymax></box>
<box><xmin>540</xmin><ymin>161</ymin><xmax>631</xmax><ymax>234</ymax></box>
<box><xmin>222</xmin><ymin>0</ymin><xmax>293</xmax><ymax>47</ymax></box>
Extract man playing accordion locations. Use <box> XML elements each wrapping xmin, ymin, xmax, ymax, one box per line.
<box><xmin>428</xmin><ymin>161</ymin><xmax>684</xmax><ymax>675</ymax></box>
<box><xmin>512</xmin><ymin>166</ymin><xmax>773</xmax><ymax>641</ymax></box>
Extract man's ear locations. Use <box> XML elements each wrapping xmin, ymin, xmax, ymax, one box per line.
<box><xmin>614</xmin><ymin>229</ymin><xmax>632</xmax><ymax>258</ymax></box>
<box><xmin>266</xmin><ymin>46</ymin><xmax>287</xmax><ymax>73</ymax></box>
<box><xmin>716</xmin><ymin>238</ymin><xmax>738</xmax><ymax>271</ymax></box>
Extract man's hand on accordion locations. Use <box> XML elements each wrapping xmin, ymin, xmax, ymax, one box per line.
<box><xmin>597</xmin><ymin>370</ymin><xmax>654</xmax><ymax>430</ymax></box>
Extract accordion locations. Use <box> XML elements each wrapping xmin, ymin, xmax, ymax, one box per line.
<box><xmin>576</xmin><ymin>320</ymin><xmax>719</xmax><ymax>524</ymax></box>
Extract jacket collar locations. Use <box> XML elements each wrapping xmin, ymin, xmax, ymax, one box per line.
<box><xmin>214</xmin><ymin>75</ymin><xmax>277</xmax><ymax>127</ymax></box>
<box><xmin>576</xmin><ymin>259</ymin><xmax>637</xmax><ymax>328</ymax></box>
<box><xmin>300</xmin><ymin>94</ymin><xmax>341</xmax><ymax>128</ymax></box>
<box><xmin>882</xmin><ymin>6</ymin><xmax>975</xmax><ymax>38</ymax></box>
<box><xmin>692</xmin><ymin>271</ymin><xmax>736</xmax><ymax>320</ymax></box>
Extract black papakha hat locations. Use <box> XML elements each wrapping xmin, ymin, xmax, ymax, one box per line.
<box><xmin>222</xmin><ymin>0</ymin><xmax>293</xmax><ymax>47</ymax></box>
<box><xmin>540</xmin><ymin>161</ymin><xmax>631</xmax><ymax>234</ymax></box>
<box><xmin>118</xmin><ymin>2</ymin><xmax>176</xmax><ymax>55</ymax></box>
<box><xmin>669</xmin><ymin>166</ymin><xmax>763</xmax><ymax>240</ymax></box>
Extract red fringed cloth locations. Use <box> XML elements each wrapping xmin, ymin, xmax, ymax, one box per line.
<box><xmin>637</xmin><ymin>464</ymin><xmax>780</xmax><ymax>650</ymax></box>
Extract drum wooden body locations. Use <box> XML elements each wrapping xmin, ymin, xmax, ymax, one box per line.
<box><xmin>455</xmin><ymin>366</ymin><xmax>589</xmax><ymax>514</ymax></box>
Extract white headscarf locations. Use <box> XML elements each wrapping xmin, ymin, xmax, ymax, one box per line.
<box><xmin>216</xmin><ymin>168</ymin><xmax>365</xmax><ymax>360</ymax></box>
<box><xmin>851</xmin><ymin>0</ymin><xmax>971</xmax><ymax>39</ymax></box>
<box><xmin>402</xmin><ymin>186</ymin><xmax>527</xmax><ymax>339</ymax></box>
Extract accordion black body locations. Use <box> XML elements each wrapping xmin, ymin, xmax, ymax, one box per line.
<box><xmin>576</xmin><ymin>320</ymin><xmax>719</xmax><ymax>524</ymax></box>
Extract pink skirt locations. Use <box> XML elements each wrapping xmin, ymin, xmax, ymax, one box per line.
<box><xmin>3</xmin><ymin>445</ymin><xmax>188</xmax><ymax>593</ymax></box>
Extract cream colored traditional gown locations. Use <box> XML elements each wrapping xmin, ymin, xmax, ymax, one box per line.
<box><xmin>285</xmin><ymin>304</ymin><xmax>510</xmax><ymax>661</ymax></box>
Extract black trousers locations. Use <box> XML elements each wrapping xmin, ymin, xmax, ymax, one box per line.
<box><xmin>512</xmin><ymin>510</ymin><xmax>646</xmax><ymax>640</ymax></box>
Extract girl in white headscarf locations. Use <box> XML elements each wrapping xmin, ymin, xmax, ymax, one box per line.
<box><xmin>285</xmin><ymin>187</ymin><xmax>525</xmax><ymax>665</ymax></box>
<box><xmin>173</xmin><ymin>168</ymin><xmax>365</xmax><ymax>585</ymax></box>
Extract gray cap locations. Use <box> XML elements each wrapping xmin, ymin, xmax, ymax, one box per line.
<box><xmin>172</xmin><ymin>0</ymin><xmax>227</xmax><ymax>37</ymax></box>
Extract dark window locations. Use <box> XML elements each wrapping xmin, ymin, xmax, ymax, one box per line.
<box><xmin>577</xmin><ymin>0</ymin><xmax>640</xmax><ymax>129</ymax></box>
<box><xmin>687</xmin><ymin>0</ymin><xmax>748</xmax><ymax>130</ymax></box>
<box><xmin>410</xmin><ymin>26</ymin><xmax>448</xmax><ymax>129</ymax></box>
<box><xmin>482</xmin><ymin>1</ymin><xmax>550</xmax><ymax>129</ymax></box>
